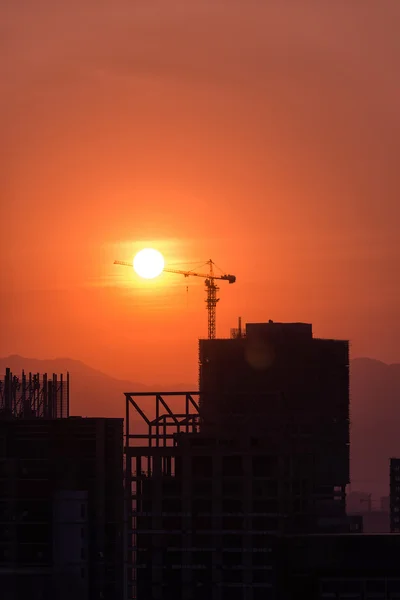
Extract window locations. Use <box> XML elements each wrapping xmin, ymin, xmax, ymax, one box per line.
<box><xmin>222</xmin><ymin>569</ymin><xmax>242</xmax><ymax>583</ymax></box>
<box><xmin>192</xmin><ymin>438</ymin><xmax>213</xmax><ymax>447</ymax></box>
<box><xmin>387</xmin><ymin>579</ymin><xmax>400</xmax><ymax>594</ymax></box>
<box><xmin>162</xmin><ymin>516</ymin><xmax>181</xmax><ymax>530</ymax></box>
<box><xmin>253</xmin><ymin>570</ymin><xmax>270</xmax><ymax>584</ymax></box>
<box><xmin>222</xmin><ymin>456</ymin><xmax>242</xmax><ymax>477</ymax></box>
<box><xmin>222</xmin><ymin>534</ymin><xmax>242</xmax><ymax>549</ymax></box>
<box><xmin>222</xmin><ymin>551</ymin><xmax>242</xmax><ymax>566</ymax></box>
<box><xmin>252</xmin><ymin>456</ymin><xmax>276</xmax><ymax>477</ymax></box>
<box><xmin>193</xmin><ymin>568</ymin><xmax>213</xmax><ymax>584</ymax></box>
<box><xmin>252</xmin><ymin>534</ymin><xmax>272</xmax><ymax>549</ymax></box>
<box><xmin>222</xmin><ymin>499</ymin><xmax>243</xmax><ymax>513</ymax></box>
<box><xmin>166</xmin><ymin>534</ymin><xmax>181</xmax><ymax>548</ymax></box>
<box><xmin>192</xmin><ymin>456</ymin><xmax>212</xmax><ymax>477</ymax></box>
<box><xmin>253</xmin><ymin>552</ymin><xmax>269</xmax><ymax>567</ymax></box>
<box><xmin>222</xmin><ymin>588</ymin><xmax>242</xmax><ymax>600</ymax></box>
<box><xmin>162</xmin><ymin>479</ymin><xmax>181</xmax><ymax>496</ymax></box>
<box><xmin>192</xmin><ymin>498</ymin><xmax>212</xmax><ymax>514</ymax></box>
<box><xmin>222</xmin><ymin>516</ymin><xmax>244</xmax><ymax>531</ymax></box>
<box><xmin>163</xmin><ymin>497</ymin><xmax>181</xmax><ymax>512</ymax></box>
<box><xmin>193</xmin><ymin>551</ymin><xmax>212</xmax><ymax>567</ymax></box>
<box><xmin>223</xmin><ymin>480</ymin><xmax>242</xmax><ymax>497</ymax></box>
<box><xmin>166</xmin><ymin>550</ymin><xmax>181</xmax><ymax>566</ymax></box>
<box><xmin>192</xmin><ymin>533</ymin><xmax>212</xmax><ymax>548</ymax></box>
<box><xmin>320</xmin><ymin>580</ymin><xmax>339</xmax><ymax>594</ymax></box>
<box><xmin>254</xmin><ymin>588</ymin><xmax>271</xmax><ymax>600</ymax></box>
<box><xmin>365</xmin><ymin>580</ymin><xmax>385</xmax><ymax>594</ymax></box>
<box><xmin>193</xmin><ymin>479</ymin><xmax>213</xmax><ymax>496</ymax></box>
<box><xmin>252</xmin><ymin>516</ymin><xmax>278</xmax><ymax>532</ymax></box>
<box><xmin>253</xmin><ymin>480</ymin><xmax>278</xmax><ymax>498</ymax></box>
<box><xmin>194</xmin><ymin>587</ymin><xmax>212</xmax><ymax>600</ymax></box>
<box><xmin>193</xmin><ymin>515</ymin><xmax>212</xmax><ymax>530</ymax></box>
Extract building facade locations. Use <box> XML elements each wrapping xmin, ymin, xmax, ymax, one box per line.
<box><xmin>0</xmin><ymin>415</ymin><xmax>124</xmax><ymax>600</ymax></box>
<box><xmin>199</xmin><ymin>321</ymin><xmax>350</xmax><ymax>531</ymax></box>
<box><xmin>136</xmin><ymin>432</ymin><xmax>283</xmax><ymax>600</ymax></box>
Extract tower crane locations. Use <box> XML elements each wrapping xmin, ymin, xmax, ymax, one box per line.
<box><xmin>114</xmin><ymin>258</ymin><xmax>236</xmax><ymax>340</ymax></box>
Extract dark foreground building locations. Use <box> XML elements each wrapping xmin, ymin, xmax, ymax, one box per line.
<box><xmin>390</xmin><ymin>457</ymin><xmax>400</xmax><ymax>532</ymax></box>
<box><xmin>127</xmin><ymin>320</ymin><xmax>353</xmax><ymax>600</ymax></box>
<box><xmin>0</xmin><ymin>415</ymin><xmax>124</xmax><ymax>600</ymax></box>
<box><xmin>199</xmin><ymin>321</ymin><xmax>350</xmax><ymax>532</ymax></box>
<box><xmin>283</xmin><ymin>533</ymin><xmax>400</xmax><ymax>599</ymax></box>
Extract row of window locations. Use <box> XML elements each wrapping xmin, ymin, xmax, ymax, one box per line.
<box><xmin>321</xmin><ymin>578</ymin><xmax>400</xmax><ymax>594</ymax></box>
<box><xmin>137</xmin><ymin>564</ymin><xmax>272</xmax><ymax>569</ymax></box>
<box><xmin>137</xmin><ymin>568</ymin><xmax>271</xmax><ymax>584</ymax></box>
<box><xmin>141</xmin><ymin>498</ymin><xmax>301</xmax><ymax>513</ymax></box>
<box><xmin>136</xmin><ymin>511</ymin><xmax>281</xmax><ymax>517</ymax></box>
<box><xmin>137</xmin><ymin>516</ymin><xmax>282</xmax><ymax>531</ymax></box>
<box><xmin>136</xmin><ymin>583</ymin><xmax>273</xmax><ymax>600</ymax></box>
<box><xmin>137</xmin><ymin>536</ymin><xmax>273</xmax><ymax>549</ymax></box>
<box><xmin>182</xmin><ymin>456</ymin><xmax>312</xmax><ymax>477</ymax></box>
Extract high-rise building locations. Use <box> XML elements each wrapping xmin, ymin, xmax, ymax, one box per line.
<box><xmin>199</xmin><ymin>321</ymin><xmax>350</xmax><ymax>531</ymax></box>
<box><xmin>0</xmin><ymin>406</ymin><xmax>124</xmax><ymax>599</ymax></box>
<box><xmin>390</xmin><ymin>457</ymin><xmax>400</xmax><ymax>532</ymax></box>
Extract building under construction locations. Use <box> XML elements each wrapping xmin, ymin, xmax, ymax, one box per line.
<box><xmin>0</xmin><ymin>370</ymin><xmax>124</xmax><ymax>600</ymax></box>
<box><xmin>0</xmin><ymin>368</ymin><xmax>69</xmax><ymax>419</ymax></box>
<box><xmin>125</xmin><ymin>320</ymin><xmax>352</xmax><ymax>600</ymax></box>
<box><xmin>198</xmin><ymin>320</ymin><xmax>350</xmax><ymax>531</ymax></box>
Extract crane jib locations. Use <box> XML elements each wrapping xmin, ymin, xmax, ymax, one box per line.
<box><xmin>114</xmin><ymin>258</ymin><xmax>236</xmax><ymax>339</ymax></box>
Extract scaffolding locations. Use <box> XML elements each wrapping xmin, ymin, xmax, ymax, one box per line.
<box><xmin>0</xmin><ymin>368</ymin><xmax>70</xmax><ymax>419</ymax></box>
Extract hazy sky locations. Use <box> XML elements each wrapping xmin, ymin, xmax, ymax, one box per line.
<box><xmin>1</xmin><ymin>1</ymin><xmax>399</xmax><ymax>384</ymax></box>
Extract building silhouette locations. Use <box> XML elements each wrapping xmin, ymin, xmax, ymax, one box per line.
<box><xmin>0</xmin><ymin>370</ymin><xmax>124</xmax><ymax>600</ymax></box>
<box><xmin>390</xmin><ymin>457</ymin><xmax>400</xmax><ymax>533</ymax></box>
<box><xmin>127</xmin><ymin>321</ymin><xmax>353</xmax><ymax>600</ymax></box>
<box><xmin>283</xmin><ymin>533</ymin><xmax>400</xmax><ymax>598</ymax></box>
<box><xmin>199</xmin><ymin>321</ymin><xmax>350</xmax><ymax>533</ymax></box>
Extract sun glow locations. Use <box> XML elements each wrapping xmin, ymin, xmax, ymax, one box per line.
<box><xmin>133</xmin><ymin>248</ymin><xmax>165</xmax><ymax>279</ymax></box>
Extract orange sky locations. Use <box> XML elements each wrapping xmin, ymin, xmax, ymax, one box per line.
<box><xmin>1</xmin><ymin>1</ymin><xmax>399</xmax><ymax>385</ymax></box>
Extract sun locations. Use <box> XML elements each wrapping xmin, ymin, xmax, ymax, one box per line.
<box><xmin>133</xmin><ymin>248</ymin><xmax>165</xmax><ymax>279</ymax></box>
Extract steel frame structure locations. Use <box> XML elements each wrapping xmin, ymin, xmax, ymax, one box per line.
<box><xmin>0</xmin><ymin>368</ymin><xmax>70</xmax><ymax>419</ymax></box>
<box><xmin>124</xmin><ymin>391</ymin><xmax>201</xmax><ymax>600</ymax></box>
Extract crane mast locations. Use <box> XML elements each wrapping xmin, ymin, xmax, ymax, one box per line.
<box><xmin>113</xmin><ymin>258</ymin><xmax>236</xmax><ymax>339</ymax></box>
<box><xmin>204</xmin><ymin>259</ymin><xmax>218</xmax><ymax>340</ymax></box>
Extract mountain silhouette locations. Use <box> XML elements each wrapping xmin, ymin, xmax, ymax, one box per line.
<box><xmin>1</xmin><ymin>355</ymin><xmax>398</xmax><ymax>500</ymax></box>
<box><xmin>350</xmin><ymin>358</ymin><xmax>400</xmax><ymax>500</ymax></box>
